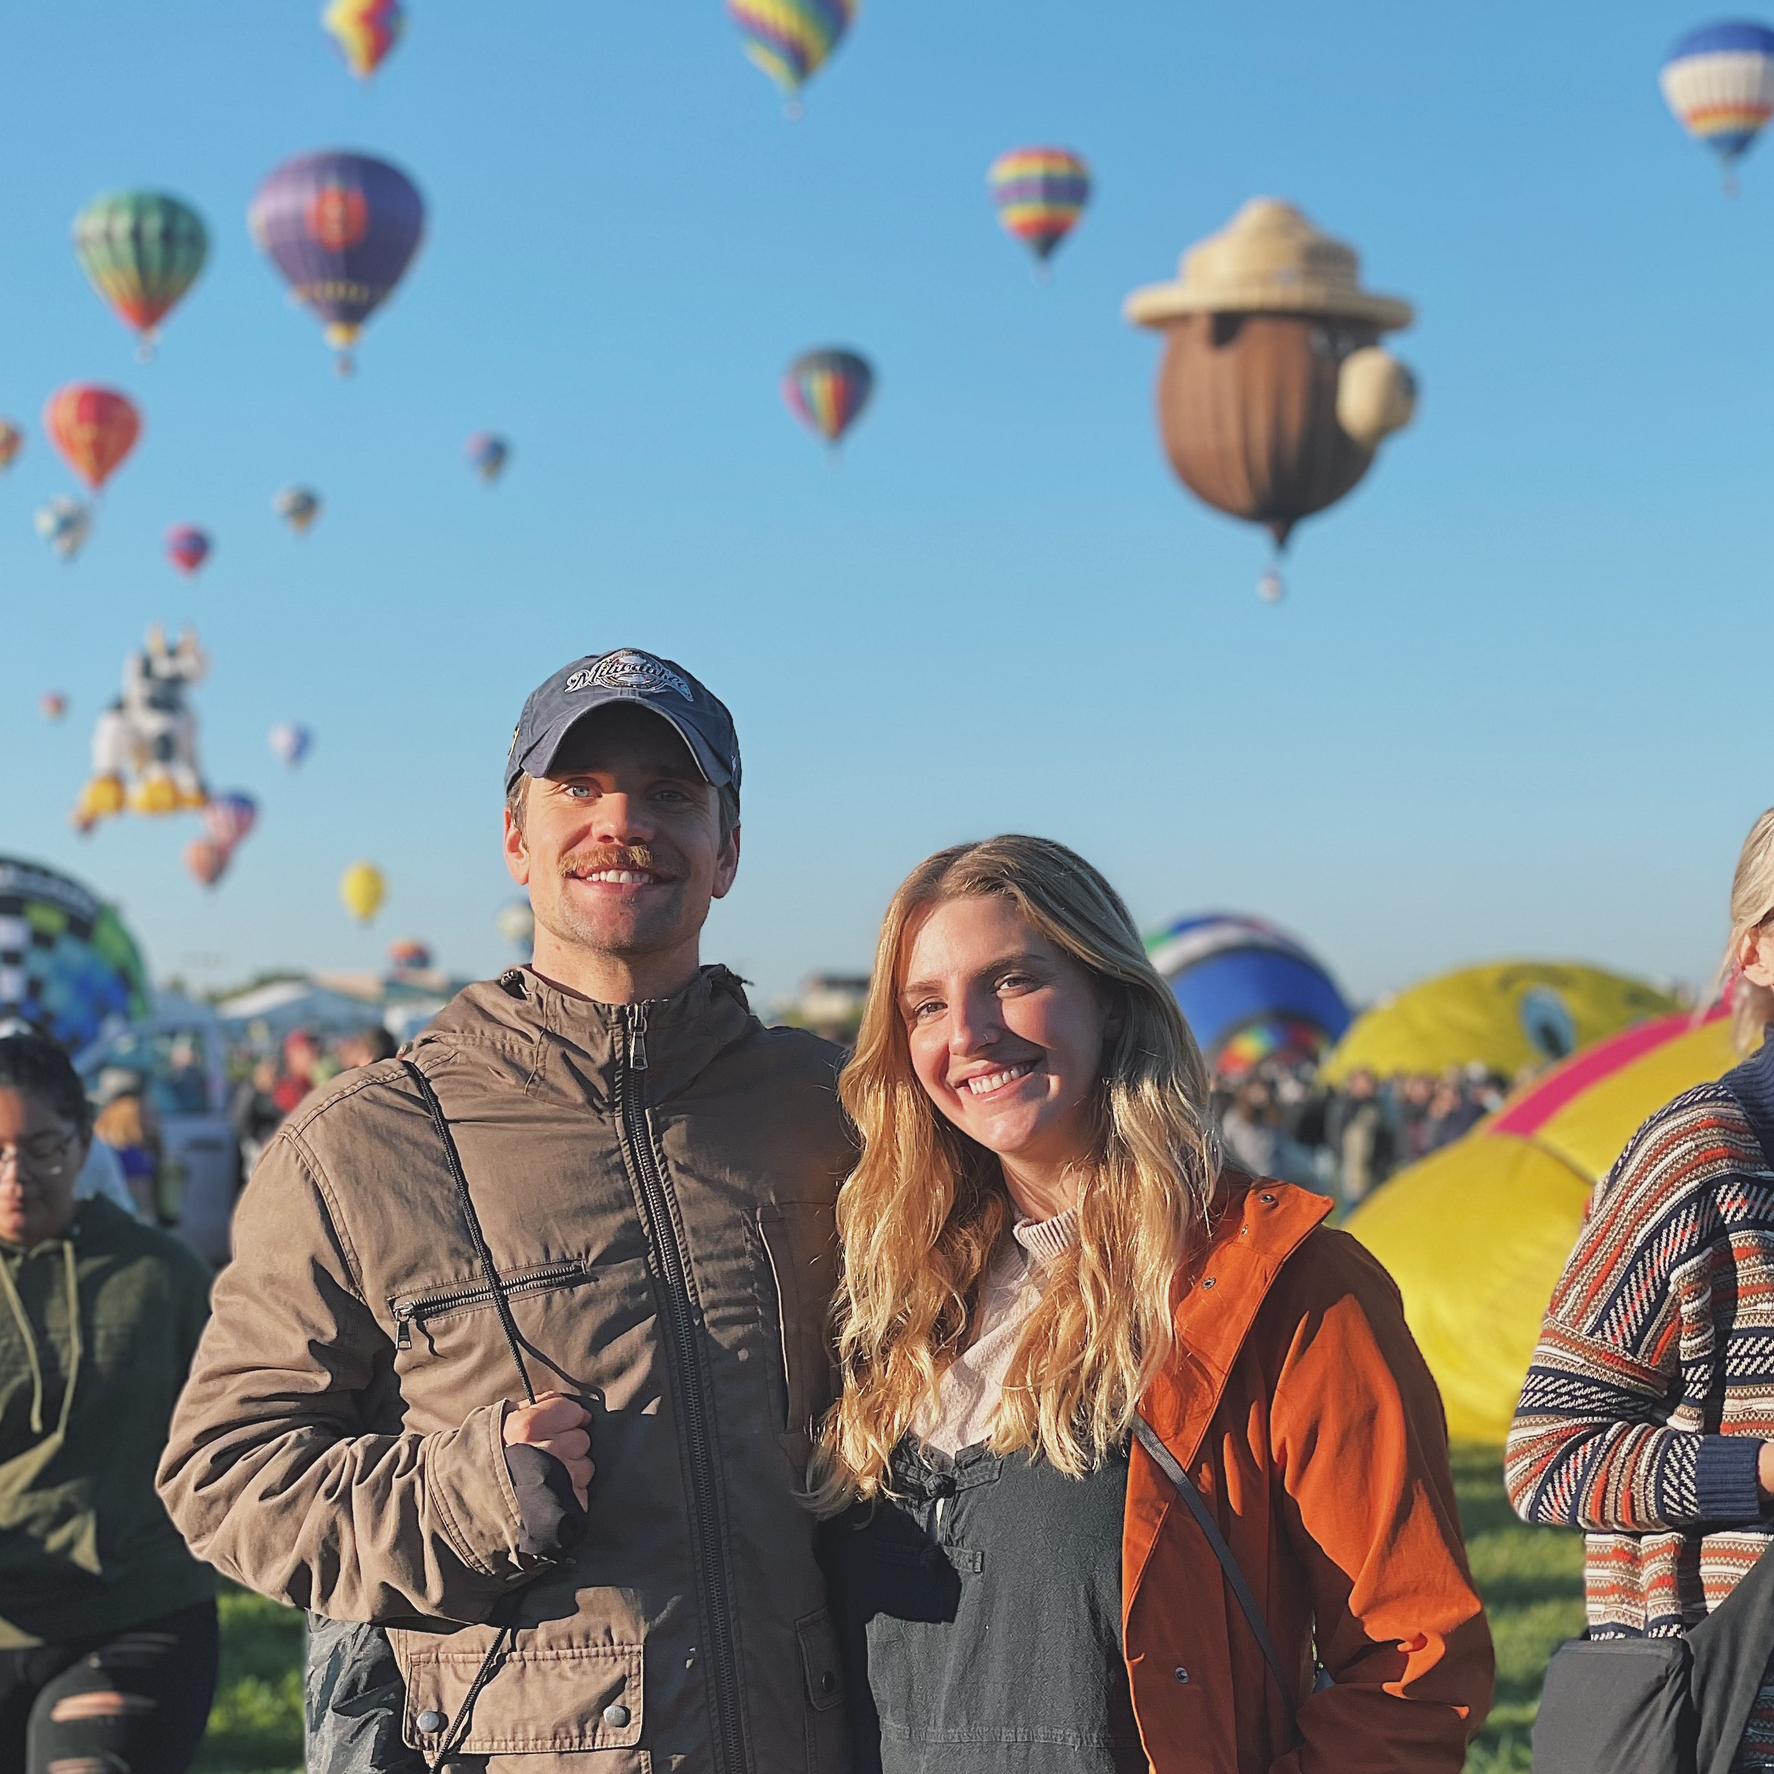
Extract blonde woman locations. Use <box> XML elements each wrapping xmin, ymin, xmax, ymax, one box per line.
<box><xmin>813</xmin><ymin>836</ymin><xmax>1492</xmax><ymax>1774</ymax></box>
<box><xmin>1508</xmin><ymin>808</ymin><xmax>1774</xmax><ymax>1771</ymax></box>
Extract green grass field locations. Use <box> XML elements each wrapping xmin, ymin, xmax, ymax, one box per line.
<box><xmin>191</xmin><ymin>1444</ymin><xmax>1580</xmax><ymax>1772</ymax></box>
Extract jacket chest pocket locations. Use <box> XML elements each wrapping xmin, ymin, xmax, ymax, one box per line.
<box><xmin>755</xmin><ymin>1201</ymin><xmax>839</xmax><ymax>1439</ymax></box>
<box><xmin>390</xmin><ymin>1259</ymin><xmax>592</xmax><ymax>1356</ymax></box>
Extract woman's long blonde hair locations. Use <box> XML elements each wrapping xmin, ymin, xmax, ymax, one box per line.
<box><xmin>1720</xmin><ymin>808</ymin><xmax>1774</xmax><ymax>1056</ymax></box>
<box><xmin>809</xmin><ymin>835</ymin><xmax>1221</xmax><ymax>1512</ymax></box>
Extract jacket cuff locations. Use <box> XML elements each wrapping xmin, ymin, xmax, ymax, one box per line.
<box><xmin>1696</xmin><ymin>1434</ymin><xmax>1764</xmax><ymax>1524</ymax></box>
<box><xmin>422</xmin><ymin>1400</ymin><xmax>557</xmax><ymax>1583</ymax></box>
<box><xmin>503</xmin><ymin>1444</ymin><xmax>589</xmax><ymax>1559</ymax></box>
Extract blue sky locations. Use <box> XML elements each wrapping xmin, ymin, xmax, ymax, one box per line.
<box><xmin>1</xmin><ymin>1</ymin><xmax>1767</xmax><ymax>1012</ymax></box>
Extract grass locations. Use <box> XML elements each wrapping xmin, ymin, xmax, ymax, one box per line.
<box><xmin>190</xmin><ymin>1443</ymin><xmax>1584</xmax><ymax>1772</ymax></box>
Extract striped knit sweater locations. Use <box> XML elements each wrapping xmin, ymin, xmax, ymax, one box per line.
<box><xmin>1506</xmin><ymin>1034</ymin><xmax>1774</xmax><ymax>1768</ymax></box>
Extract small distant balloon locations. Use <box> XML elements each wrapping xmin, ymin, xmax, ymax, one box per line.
<box><xmin>0</xmin><ymin>423</ymin><xmax>23</xmax><ymax>471</ymax></box>
<box><xmin>185</xmin><ymin>839</ymin><xmax>231</xmax><ymax>891</ymax></box>
<box><xmin>275</xmin><ymin>486</ymin><xmax>322</xmax><ymax>534</ymax></box>
<box><xmin>988</xmin><ymin>148</ymin><xmax>1091</xmax><ymax>267</ymax></box>
<box><xmin>204</xmin><ymin>792</ymin><xmax>258</xmax><ymax>849</ymax></box>
<box><xmin>388</xmin><ymin>937</ymin><xmax>431</xmax><ymax>973</ymax></box>
<box><xmin>1258</xmin><ymin>569</ymin><xmax>1286</xmax><ymax>605</ymax></box>
<box><xmin>1661</xmin><ymin>21</ymin><xmax>1774</xmax><ymax>188</ymax></box>
<box><xmin>40</xmin><ymin>693</ymin><xmax>68</xmax><ymax>723</ymax></box>
<box><xmin>36</xmin><ymin>498</ymin><xmax>93</xmax><ymax>563</ymax></box>
<box><xmin>340</xmin><ymin>861</ymin><xmax>386</xmax><ymax>923</ymax></box>
<box><xmin>73</xmin><ymin>191</ymin><xmax>208</xmax><ymax>359</ymax></box>
<box><xmin>496</xmin><ymin>899</ymin><xmax>534</xmax><ymax>953</ymax></box>
<box><xmin>249</xmin><ymin>150</ymin><xmax>426</xmax><ymax>374</ymax></box>
<box><xmin>167</xmin><ymin>525</ymin><xmax>212</xmax><ymax>577</ymax></box>
<box><xmin>728</xmin><ymin>0</ymin><xmax>857</xmax><ymax>111</ymax></box>
<box><xmin>467</xmin><ymin>433</ymin><xmax>509</xmax><ymax>484</ymax></box>
<box><xmin>783</xmin><ymin>348</ymin><xmax>874</xmax><ymax>450</ymax></box>
<box><xmin>269</xmin><ymin>721</ymin><xmax>312</xmax><ymax>767</ymax></box>
<box><xmin>44</xmin><ymin>386</ymin><xmax>141</xmax><ymax>493</ymax></box>
<box><xmin>324</xmin><ymin>0</ymin><xmax>406</xmax><ymax>79</ymax></box>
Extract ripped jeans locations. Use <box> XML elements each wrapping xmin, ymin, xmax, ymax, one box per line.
<box><xmin>0</xmin><ymin>1598</ymin><xmax>218</xmax><ymax>1774</ymax></box>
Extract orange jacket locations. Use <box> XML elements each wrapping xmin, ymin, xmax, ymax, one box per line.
<box><xmin>1124</xmin><ymin>1178</ymin><xmax>1494</xmax><ymax>1772</ymax></box>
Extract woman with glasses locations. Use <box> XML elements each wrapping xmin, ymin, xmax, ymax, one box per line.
<box><xmin>1509</xmin><ymin>807</ymin><xmax>1774</xmax><ymax>1772</ymax></box>
<box><xmin>0</xmin><ymin>1031</ymin><xmax>218</xmax><ymax>1774</ymax></box>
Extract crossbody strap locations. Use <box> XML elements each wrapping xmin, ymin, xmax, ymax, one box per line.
<box><xmin>1132</xmin><ymin>1414</ymin><xmax>1302</xmax><ymax>1717</ymax></box>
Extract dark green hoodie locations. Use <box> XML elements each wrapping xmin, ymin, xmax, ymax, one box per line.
<box><xmin>0</xmin><ymin>1196</ymin><xmax>215</xmax><ymax>1646</ymax></box>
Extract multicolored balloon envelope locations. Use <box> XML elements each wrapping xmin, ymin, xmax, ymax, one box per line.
<box><xmin>0</xmin><ymin>422</ymin><xmax>23</xmax><ymax>471</ymax></box>
<box><xmin>203</xmin><ymin>792</ymin><xmax>258</xmax><ymax>849</ymax></box>
<box><xmin>1319</xmin><ymin>961</ymin><xmax>1677</xmax><ymax>1085</ymax></box>
<box><xmin>73</xmin><ymin>191</ymin><xmax>208</xmax><ymax>358</ymax></box>
<box><xmin>36</xmin><ymin>498</ymin><xmax>93</xmax><ymax>562</ymax></box>
<box><xmin>274</xmin><ymin>486</ymin><xmax>322</xmax><ymax>534</ymax></box>
<box><xmin>269</xmin><ymin>721</ymin><xmax>312</xmax><ymax>767</ymax></box>
<box><xmin>167</xmin><ymin>525</ymin><xmax>212</xmax><ymax>576</ymax></box>
<box><xmin>1661</xmin><ymin>20</ymin><xmax>1774</xmax><ymax>183</ymax></box>
<box><xmin>249</xmin><ymin>151</ymin><xmax>425</xmax><ymax>373</ymax></box>
<box><xmin>340</xmin><ymin>861</ymin><xmax>386</xmax><ymax>923</ymax></box>
<box><xmin>1145</xmin><ymin>913</ymin><xmax>1351</xmax><ymax>1077</ymax></box>
<box><xmin>388</xmin><ymin>938</ymin><xmax>431</xmax><ymax>972</ymax></box>
<box><xmin>467</xmin><ymin>433</ymin><xmax>509</xmax><ymax>483</ymax></box>
<box><xmin>728</xmin><ymin>0</ymin><xmax>857</xmax><ymax>107</ymax></box>
<box><xmin>44</xmin><ymin>385</ymin><xmax>141</xmax><ymax>493</ymax></box>
<box><xmin>324</xmin><ymin>0</ymin><xmax>406</xmax><ymax>79</ymax></box>
<box><xmin>783</xmin><ymin>348</ymin><xmax>874</xmax><ymax>449</ymax></box>
<box><xmin>0</xmin><ymin>856</ymin><xmax>151</xmax><ymax>1056</ymax></box>
<box><xmin>1347</xmin><ymin>1009</ymin><xmax>1736</xmax><ymax>1442</ymax></box>
<box><xmin>988</xmin><ymin>148</ymin><xmax>1091</xmax><ymax>265</ymax></box>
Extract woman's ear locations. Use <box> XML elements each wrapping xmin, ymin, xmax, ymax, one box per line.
<box><xmin>1745</xmin><ymin>927</ymin><xmax>1774</xmax><ymax>991</ymax></box>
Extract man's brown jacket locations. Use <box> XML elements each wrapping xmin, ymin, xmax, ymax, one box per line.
<box><xmin>158</xmin><ymin>966</ymin><xmax>853</xmax><ymax>1772</ymax></box>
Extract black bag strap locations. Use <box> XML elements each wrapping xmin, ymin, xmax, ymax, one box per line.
<box><xmin>1132</xmin><ymin>1414</ymin><xmax>1302</xmax><ymax>1716</ymax></box>
<box><xmin>1688</xmin><ymin>1529</ymin><xmax>1774</xmax><ymax>1774</ymax></box>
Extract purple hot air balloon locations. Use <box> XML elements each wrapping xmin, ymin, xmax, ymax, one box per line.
<box><xmin>248</xmin><ymin>150</ymin><xmax>425</xmax><ymax>375</ymax></box>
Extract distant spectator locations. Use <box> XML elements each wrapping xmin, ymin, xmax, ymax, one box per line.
<box><xmin>337</xmin><ymin>1025</ymin><xmax>398</xmax><ymax>1071</ymax></box>
<box><xmin>1219</xmin><ymin>1077</ymin><xmax>1324</xmax><ymax>1190</ymax></box>
<box><xmin>1423</xmin><ymin>1077</ymin><xmax>1484</xmax><ymax>1152</ymax></box>
<box><xmin>228</xmin><ymin>1058</ymin><xmax>281</xmax><ymax>1170</ymax></box>
<box><xmin>271</xmin><ymin>1030</ymin><xmax>320</xmax><ymax>1119</ymax></box>
<box><xmin>1329</xmin><ymin>1068</ymin><xmax>1394</xmax><ymax>1205</ymax></box>
<box><xmin>92</xmin><ymin>1069</ymin><xmax>163</xmax><ymax>1224</ymax></box>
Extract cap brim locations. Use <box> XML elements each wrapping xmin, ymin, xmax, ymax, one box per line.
<box><xmin>512</xmin><ymin>693</ymin><xmax>734</xmax><ymax>793</ymax></box>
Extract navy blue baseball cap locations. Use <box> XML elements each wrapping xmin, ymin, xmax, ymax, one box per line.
<box><xmin>505</xmin><ymin>648</ymin><xmax>741</xmax><ymax>801</ymax></box>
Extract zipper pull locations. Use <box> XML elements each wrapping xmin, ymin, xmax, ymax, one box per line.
<box><xmin>395</xmin><ymin>1304</ymin><xmax>414</xmax><ymax>1350</ymax></box>
<box><xmin>628</xmin><ymin>1003</ymin><xmax>650</xmax><ymax>1072</ymax></box>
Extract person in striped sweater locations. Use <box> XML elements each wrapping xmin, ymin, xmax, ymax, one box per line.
<box><xmin>1507</xmin><ymin>807</ymin><xmax>1774</xmax><ymax>1771</ymax></box>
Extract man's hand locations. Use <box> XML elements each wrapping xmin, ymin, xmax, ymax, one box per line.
<box><xmin>503</xmin><ymin>1392</ymin><xmax>594</xmax><ymax>1508</ymax></box>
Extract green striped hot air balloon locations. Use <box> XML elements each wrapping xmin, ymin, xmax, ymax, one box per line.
<box><xmin>73</xmin><ymin>190</ymin><xmax>208</xmax><ymax>360</ymax></box>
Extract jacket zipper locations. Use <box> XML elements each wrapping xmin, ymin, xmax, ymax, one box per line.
<box><xmin>618</xmin><ymin>1001</ymin><xmax>749</xmax><ymax>1774</ymax></box>
<box><xmin>393</xmin><ymin>1261</ymin><xmax>587</xmax><ymax>1350</ymax></box>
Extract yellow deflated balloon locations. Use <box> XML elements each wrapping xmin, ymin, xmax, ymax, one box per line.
<box><xmin>340</xmin><ymin>861</ymin><xmax>386</xmax><ymax>924</ymax></box>
<box><xmin>1346</xmin><ymin>1010</ymin><xmax>1736</xmax><ymax>1443</ymax></box>
<box><xmin>1320</xmin><ymin>959</ymin><xmax>1676</xmax><ymax>1085</ymax></box>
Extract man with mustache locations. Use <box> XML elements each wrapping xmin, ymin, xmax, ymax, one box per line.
<box><xmin>159</xmin><ymin>649</ymin><xmax>854</xmax><ymax>1772</ymax></box>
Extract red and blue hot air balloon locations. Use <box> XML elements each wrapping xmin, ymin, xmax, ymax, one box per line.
<box><xmin>249</xmin><ymin>150</ymin><xmax>425</xmax><ymax>373</ymax></box>
<box><xmin>783</xmin><ymin>348</ymin><xmax>874</xmax><ymax>452</ymax></box>
<box><xmin>467</xmin><ymin>433</ymin><xmax>510</xmax><ymax>484</ymax></box>
<box><xmin>1661</xmin><ymin>20</ymin><xmax>1774</xmax><ymax>189</ymax></box>
<box><xmin>988</xmin><ymin>147</ymin><xmax>1092</xmax><ymax>269</ymax></box>
<box><xmin>166</xmin><ymin>525</ymin><xmax>212</xmax><ymax>577</ymax></box>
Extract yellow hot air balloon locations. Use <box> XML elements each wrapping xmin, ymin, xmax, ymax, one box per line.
<box><xmin>340</xmin><ymin>861</ymin><xmax>386</xmax><ymax>924</ymax></box>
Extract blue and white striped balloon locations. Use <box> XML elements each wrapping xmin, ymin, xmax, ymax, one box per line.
<box><xmin>1661</xmin><ymin>20</ymin><xmax>1774</xmax><ymax>182</ymax></box>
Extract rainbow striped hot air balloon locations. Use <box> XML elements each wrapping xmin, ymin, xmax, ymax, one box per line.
<box><xmin>783</xmin><ymin>348</ymin><xmax>873</xmax><ymax>452</ymax></box>
<box><xmin>988</xmin><ymin>147</ymin><xmax>1092</xmax><ymax>270</ymax></box>
<box><xmin>728</xmin><ymin>0</ymin><xmax>858</xmax><ymax>114</ymax></box>
<box><xmin>73</xmin><ymin>191</ymin><xmax>208</xmax><ymax>360</ymax></box>
<box><xmin>1661</xmin><ymin>20</ymin><xmax>1774</xmax><ymax>190</ymax></box>
<box><xmin>324</xmin><ymin>0</ymin><xmax>406</xmax><ymax>80</ymax></box>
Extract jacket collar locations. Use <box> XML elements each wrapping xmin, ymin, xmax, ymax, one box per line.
<box><xmin>1142</xmin><ymin>1174</ymin><xmax>1334</xmax><ymax>1464</ymax></box>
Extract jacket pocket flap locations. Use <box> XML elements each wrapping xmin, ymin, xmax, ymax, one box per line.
<box><xmin>398</xmin><ymin>1634</ymin><xmax>642</xmax><ymax>1755</ymax></box>
<box><xmin>796</xmin><ymin>1608</ymin><xmax>845</xmax><ymax>1714</ymax></box>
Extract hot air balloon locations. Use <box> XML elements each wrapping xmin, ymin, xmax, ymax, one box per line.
<box><xmin>1661</xmin><ymin>21</ymin><xmax>1774</xmax><ymax>190</ymax></box>
<box><xmin>44</xmin><ymin>386</ymin><xmax>141</xmax><ymax>494</ymax></box>
<box><xmin>388</xmin><ymin>937</ymin><xmax>431</xmax><ymax>973</ymax></box>
<box><xmin>166</xmin><ymin>525</ymin><xmax>212</xmax><ymax>577</ymax></box>
<box><xmin>184</xmin><ymin>839</ymin><xmax>231</xmax><ymax>891</ymax></box>
<box><xmin>0</xmin><ymin>422</ymin><xmax>22</xmax><ymax>471</ymax></box>
<box><xmin>467</xmin><ymin>433</ymin><xmax>509</xmax><ymax>484</ymax></box>
<box><xmin>340</xmin><ymin>861</ymin><xmax>386</xmax><ymax>923</ymax></box>
<box><xmin>1126</xmin><ymin>201</ymin><xmax>1418</xmax><ymax>598</ymax></box>
<box><xmin>72</xmin><ymin>191</ymin><xmax>208</xmax><ymax>359</ymax></box>
<box><xmin>324</xmin><ymin>0</ymin><xmax>406</xmax><ymax>79</ymax></box>
<box><xmin>988</xmin><ymin>148</ymin><xmax>1091</xmax><ymax>269</ymax></box>
<box><xmin>35</xmin><ymin>498</ymin><xmax>93</xmax><ymax>562</ymax></box>
<box><xmin>495</xmin><ymin>899</ymin><xmax>534</xmax><ymax>954</ymax></box>
<box><xmin>39</xmin><ymin>693</ymin><xmax>68</xmax><ymax>724</ymax></box>
<box><xmin>249</xmin><ymin>151</ymin><xmax>425</xmax><ymax>374</ymax></box>
<box><xmin>269</xmin><ymin>721</ymin><xmax>312</xmax><ymax>767</ymax></box>
<box><xmin>728</xmin><ymin>0</ymin><xmax>857</xmax><ymax>113</ymax></box>
<box><xmin>203</xmin><ymin>792</ymin><xmax>258</xmax><ymax>849</ymax></box>
<box><xmin>274</xmin><ymin>486</ymin><xmax>322</xmax><ymax>534</ymax></box>
<box><xmin>783</xmin><ymin>349</ymin><xmax>873</xmax><ymax>451</ymax></box>
<box><xmin>0</xmin><ymin>856</ymin><xmax>150</xmax><ymax>1054</ymax></box>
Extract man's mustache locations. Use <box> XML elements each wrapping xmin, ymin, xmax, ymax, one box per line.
<box><xmin>559</xmin><ymin>845</ymin><xmax>671</xmax><ymax>879</ymax></box>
